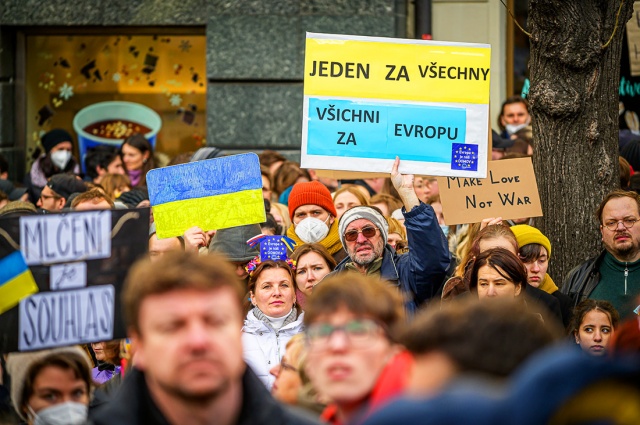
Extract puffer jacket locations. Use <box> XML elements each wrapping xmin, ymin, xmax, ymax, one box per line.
<box><xmin>242</xmin><ymin>309</ymin><xmax>305</xmax><ymax>389</ymax></box>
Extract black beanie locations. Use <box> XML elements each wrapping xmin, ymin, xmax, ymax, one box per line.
<box><xmin>621</xmin><ymin>139</ymin><xmax>640</xmax><ymax>171</ymax></box>
<box><xmin>41</xmin><ymin>129</ymin><xmax>73</xmax><ymax>154</ymax></box>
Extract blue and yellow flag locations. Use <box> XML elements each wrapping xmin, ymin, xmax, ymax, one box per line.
<box><xmin>0</xmin><ymin>251</ymin><xmax>39</xmax><ymax>314</ymax></box>
<box><xmin>147</xmin><ymin>153</ymin><xmax>266</xmax><ymax>239</ymax></box>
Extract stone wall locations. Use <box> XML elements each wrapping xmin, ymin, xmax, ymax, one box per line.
<box><xmin>0</xmin><ymin>0</ymin><xmax>406</xmax><ymax>176</ymax></box>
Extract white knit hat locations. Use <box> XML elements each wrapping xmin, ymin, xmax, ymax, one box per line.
<box><xmin>6</xmin><ymin>346</ymin><xmax>92</xmax><ymax>420</ymax></box>
<box><xmin>339</xmin><ymin>206</ymin><xmax>389</xmax><ymax>247</ymax></box>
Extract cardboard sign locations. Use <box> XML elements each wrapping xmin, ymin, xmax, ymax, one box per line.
<box><xmin>627</xmin><ymin>2</ymin><xmax>640</xmax><ymax>77</ymax></box>
<box><xmin>0</xmin><ymin>208</ymin><xmax>149</xmax><ymax>352</ymax></box>
<box><xmin>437</xmin><ymin>157</ymin><xmax>542</xmax><ymax>225</ymax></box>
<box><xmin>147</xmin><ymin>153</ymin><xmax>266</xmax><ymax>239</ymax></box>
<box><xmin>301</xmin><ymin>32</ymin><xmax>491</xmax><ymax>178</ymax></box>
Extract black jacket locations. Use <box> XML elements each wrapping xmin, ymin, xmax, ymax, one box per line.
<box><xmin>90</xmin><ymin>366</ymin><xmax>319</xmax><ymax>425</ymax></box>
<box><xmin>552</xmin><ymin>290</ymin><xmax>574</xmax><ymax>329</ymax></box>
<box><xmin>525</xmin><ymin>285</ymin><xmax>563</xmax><ymax>326</ymax></box>
<box><xmin>560</xmin><ymin>251</ymin><xmax>606</xmax><ymax>308</ymax></box>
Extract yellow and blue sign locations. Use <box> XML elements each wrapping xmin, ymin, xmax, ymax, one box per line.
<box><xmin>148</xmin><ymin>153</ymin><xmax>266</xmax><ymax>239</ymax></box>
<box><xmin>0</xmin><ymin>251</ymin><xmax>39</xmax><ymax>315</ymax></box>
<box><xmin>301</xmin><ymin>33</ymin><xmax>491</xmax><ymax>178</ymax></box>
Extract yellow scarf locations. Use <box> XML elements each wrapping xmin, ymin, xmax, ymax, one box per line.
<box><xmin>538</xmin><ymin>273</ymin><xmax>559</xmax><ymax>294</ymax></box>
<box><xmin>286</xmin><ymin>219</ymin><xmax>343</xmax><ymax>255</ymax></box>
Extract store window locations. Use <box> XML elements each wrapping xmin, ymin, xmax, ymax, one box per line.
<box><xmin>25</xmin><ymin>32</ymin><xmax>206</xmax><ymax>171</ymax></box>
<box><xmin>507</xmin><ymin>0</ymin><xmax>530</xmax><ymax>98</ymax></box>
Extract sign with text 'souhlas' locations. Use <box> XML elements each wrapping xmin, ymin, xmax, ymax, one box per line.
<box><xmin>0</xmin><ymin>208</ymin><xmax>149</xmax><ymax>352</ymax></box>
<box><xmin>301</xmin><ymin>32</ymin><xmax>491</xmax><ymax>178</ymax></box>
<box><xmin>437</xmin><ymin>157</ymin><xmax>543</xmax><ymax>225</ymax></box>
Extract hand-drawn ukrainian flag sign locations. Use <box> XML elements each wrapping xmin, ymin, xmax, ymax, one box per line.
<box><xmin>0</xmin><ymin>251</ymin><xmax>38</xmax><ymax>315</ymax></box>
<box><xmin>301</xmin><ymin>33</ymin><xmax>491</xmax><ymax>178</ymax></box>
<box><xmin>147</xmin><ymin>153</ymin><xmax>266</xmax><ymax>239</ymax></box>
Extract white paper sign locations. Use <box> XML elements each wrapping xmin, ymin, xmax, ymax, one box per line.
<box><xmin>20</xmin><ymin>210</ymin><xmax>112</xmax><ymax>265</ymax></box>
<box><xmin>301</xmin><ymin>33</ymin><xmax>491</xmax><ymax>177</ymax></box>
<box><xmin>50</xmin><ymin>262</ymin><xmax>87</xmax><ymax>290</ymax></box>
<box><xmin>19</xmin><ymin>285</ymin><xmax>115</xmax><ymax>350</ymax></box>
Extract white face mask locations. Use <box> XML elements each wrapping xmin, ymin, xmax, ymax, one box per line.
<box><xmin>50</xmin><ymin>150</ymin><xmax>72</xmax><ymax>170</ymax></box>
<box><xmin>505</xmin><ymin>117</ymin><xmax>531</xmax><ymax>136</ymax></box>
<box><xmin>294</xmin><ymin>216</ymin><xmax>330</xmax><ymax>243</ymax></box>
<box><xmin>28</xmin><ymin>402</ymin><xmax>88</xmax><ymax>425</ymax></box>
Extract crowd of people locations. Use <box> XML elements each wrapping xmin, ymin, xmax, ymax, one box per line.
<box><xmin>0</xmin><ymin>95</ymin><xmax>639</xmax><ymax>425</ymax></box>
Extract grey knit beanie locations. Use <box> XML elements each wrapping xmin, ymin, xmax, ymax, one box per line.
<box><xmin>339</xmin><ymin>206</ymin><xmax>389</xmax><ymax>247</ymax></box>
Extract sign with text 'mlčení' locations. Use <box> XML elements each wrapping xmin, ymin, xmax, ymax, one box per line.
<box><xmin>0</xmin><ymin>208</ymin><xmax>149</xmax><ymax>352</ymax></box>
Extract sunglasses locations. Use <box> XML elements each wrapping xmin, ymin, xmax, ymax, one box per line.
<box><xmin>343</xmin><ymin>226</ymin><xmax>378</xmax><ymax>242</ymax></box>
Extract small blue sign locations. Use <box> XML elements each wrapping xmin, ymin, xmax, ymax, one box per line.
<box><xmin>259</xmin><ymin>236</ymin><xmax>289</xmax><ymax>262</ymax></box>
<box><xmin>451</xmin><ymin>143</ymin><xmax>478</xmax><ymax>171</ymax></box>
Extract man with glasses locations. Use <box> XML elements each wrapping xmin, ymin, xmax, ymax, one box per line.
<box><xmin>36</xmin><ymin>173</ymin><xmax>87</xmax><ymax>212</ymax></box>
<box><xmin>331</xmin><ymin>157</ymin><xmax>450</xmax><ymax>312</ymax></box>
<box><xmin>563</xmin><ymin>190</ymin><xmax>640</xmax><ymax>316</ymax></box>
<box><xmin>304</xmin><ymin>273</ymin><xmax>410</xmax><ymax>425</ymax></box>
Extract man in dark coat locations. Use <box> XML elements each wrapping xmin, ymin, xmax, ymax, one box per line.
<box><xmin>90</xmin><ymin>252</ymin><xmax>317</xmax><ymax>425</ymax></box>
<box><xmin>330</xmin><ymin>158</ymin><xmax>450</xmax><ymax>312</ymax></box>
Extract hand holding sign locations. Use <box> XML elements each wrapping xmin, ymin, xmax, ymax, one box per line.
<box><xmin>480</xmin><ymin>217</ymin><xmax>503</xmax><ymax>230</ymax></box>
<box><xmin>391</xmin><ymin>156</ymin><xmax>420</xmax><ymax>212</ymax></box>
<box><xmin>183</xmin><ymin>226</ymin><xmax>212</xmax><ymax>252</ymax></box>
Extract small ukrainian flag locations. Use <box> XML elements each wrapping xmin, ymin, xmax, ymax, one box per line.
<box><xmin>148</xmin><ymin>153</ymin><xmax>266</xmax><ymax>239</ymax></box>
<box><xmin>0</xmin><ymin>251</ymin><xmax>39</xmax><ymax>314</ymax></box>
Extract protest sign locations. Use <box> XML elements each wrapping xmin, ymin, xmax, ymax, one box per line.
<box><xmin>301</xmin><ymin>32</ymin><xmax>491</xmax><ymax>178</ymax></box>
<box><xmin>148</xmin><ymin>153</ymin><xmax>266</xmax><ymax>239</ymax></box>
<box><xmin>0</xmin><ymin>251</ymin><xmax>38</xmax><ymax>315</ymax></box>
<box><xmin>0</xmin><ymin>208</ymin><xmax>149</xmax><ymax>352</ymax></box>
<box><xmin>626</xmin><ymin>1</ymin><xmax>640</xmax><ymax>77</ymax></box>
<box><xmin>437</xmin><ymin>157</ymin><xmax>542</xmax><ymax>225</ymax></box>
<box><xmin>247</xmin><ymin>234</ymin><xmax>297</xmax><ymax>262</ymax></box>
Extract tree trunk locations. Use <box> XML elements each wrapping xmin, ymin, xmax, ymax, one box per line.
<box><xmin>528</xmin><ymin>0</ymin><xmax>634</xmax><ymax>283</ymax></box>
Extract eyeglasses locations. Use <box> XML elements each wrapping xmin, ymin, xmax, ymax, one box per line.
<box><xmin>603</xmin><ymin>218</ymin><xmax>639</xmax><ymax>231</ymax></box>
<box><xmin>39</xmin><ymin>193</ymin><xmax>61</xmax><ymax>201</ymax></box>
<box><xmin>306</xmin><ymin>319</ymin><xmax>384</xmax><ymax>350</ymax></box>
<box><xmin>343</xmin><ymin>226</ymin><xmax>379</xmax><ymax>242</ymax></box>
